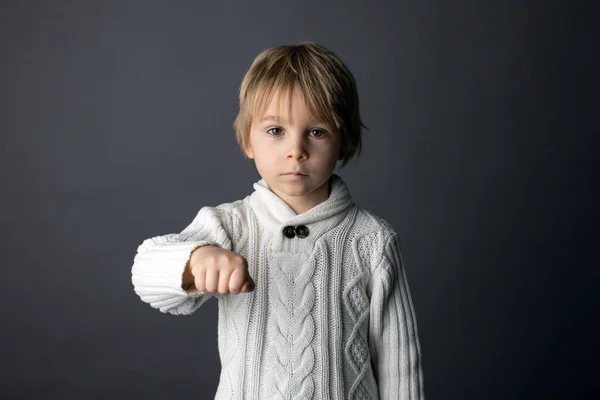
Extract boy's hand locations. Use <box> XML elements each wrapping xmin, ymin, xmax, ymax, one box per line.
<box><xmin>187</xmin><ymin>245</ymin><xmax>255</xmax><ymax>295</ymax></box>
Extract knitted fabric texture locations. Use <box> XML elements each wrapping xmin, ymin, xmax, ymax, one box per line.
<box><xmin>131</xmin><ymin>174</ymin><xmax>424</xmax><ymax>399</ymax></box>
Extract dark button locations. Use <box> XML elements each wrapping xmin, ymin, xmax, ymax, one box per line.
<box><xmin>295</xmin><ymin>225</ymin><xmax>309</xmax><ymax>239</ymax></box>
<box><xmin>283</xmin><ymin>226</ymin><xmax>296</xmax><ymax>238</ymax></box>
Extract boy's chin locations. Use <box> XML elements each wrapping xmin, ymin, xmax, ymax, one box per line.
<box><xmin>273</xmin><ymin>179</ymin><xmax>329</xmax><ymax>196</ymax></box>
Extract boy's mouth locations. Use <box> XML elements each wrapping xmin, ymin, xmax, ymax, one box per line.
<box><xmin>283</xmin><ymin>172</ymin><xmax>308</xmax><ymax>176</ymax></box>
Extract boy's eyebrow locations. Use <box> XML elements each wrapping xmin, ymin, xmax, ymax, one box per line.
<box><xmin>259</xmin><ymin>115</ymin><xmax>329</xmax><ymax>126</ymax></box>
<box><xmin>259</xmin><ymin>115</ymin><xmax>285</xmax><ymax>122</ymax></box>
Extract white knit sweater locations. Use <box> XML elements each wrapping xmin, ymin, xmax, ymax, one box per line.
<box><xmin>131</xmin><ymin>174</ymin><xmax>424</xmax><ymax>399</ymax></box>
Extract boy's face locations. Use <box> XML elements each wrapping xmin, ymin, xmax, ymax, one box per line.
<box><xmin>245</xmin><ymin>86</ymin><xmax>343</xmax><ymax>214</ymax></box>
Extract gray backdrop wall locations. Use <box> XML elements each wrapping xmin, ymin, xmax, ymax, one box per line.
<box><xmin>1</xmin><ymin>1</ymin><xmax>596</xmax><ymax>399</ymax></box>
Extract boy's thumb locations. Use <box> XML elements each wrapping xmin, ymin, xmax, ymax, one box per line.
<box><xmin>240</xmin><ymin>277</ymin><xmax>255</xmax><ymax>293</ymax></box>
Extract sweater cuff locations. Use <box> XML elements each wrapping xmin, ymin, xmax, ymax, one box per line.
<box><xmin>131</xmin><ymin>237</ymin><xmax>216</xmax><ymax>302</ymax></box>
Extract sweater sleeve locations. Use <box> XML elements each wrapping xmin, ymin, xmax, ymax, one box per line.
<box><xmin>368</xmin><ymin>233</ymin><xmax>424</xmax><ymax>399</ymax></box>
<box><xmin>131</xmin><ymin>204</ymin><xmax>234</xmax><ymax>316</ymax></box>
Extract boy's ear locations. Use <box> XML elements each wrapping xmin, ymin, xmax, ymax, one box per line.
<box><xmin>243</xmin><ymin>129</ymin><xmax>255</xmax><ymax>159</ymax></box>
<box><xmin>245</xmin><ymin>144</ymin><xmax>254</xmax><ymax>159</ymax></box>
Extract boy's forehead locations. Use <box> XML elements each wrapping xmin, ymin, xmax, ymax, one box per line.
<box><xmin>256</xmin><ymin>89</ymin><xmax>312</xmax><ymax>122</ymax></box>
<box><xmin>267</xmin><ymin>86</ymin><xmax>304</xmax><ymax>108</ymax></box>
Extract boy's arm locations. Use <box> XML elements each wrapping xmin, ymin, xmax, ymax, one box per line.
<box><xmin>131</xmin><ymin>205</ymin><xmax>233</xmax><ymax>315</ymax></box>
<box><xmin>369</xmin><ymin>233</ymin><xmax>424</xmax><ymax>399</ymax></box>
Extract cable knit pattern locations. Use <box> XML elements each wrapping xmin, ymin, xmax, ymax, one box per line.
<box><xmin>130</xmin><ymin>174</ymin><xmax>424</xmax><ymax>399</ymax></box>
<box><xmin>265</xmin><ymin>252</ymin><xmax>316</xmax><ymax>399</ymax></box>
<box><xmin>344</xmin><ymin>231</ymin><xmax>383</xmax><ymax>400</ymax></box>
<box><xmin>216</xmin><ymin>290</ymin><xmax>245</xmax><ymax>399</ymax></box>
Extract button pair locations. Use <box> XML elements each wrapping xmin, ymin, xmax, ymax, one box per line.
<box><xmin>282</xmin><ymin>225</ymin><xmax>309</xmax><ymax>239</ymax></box>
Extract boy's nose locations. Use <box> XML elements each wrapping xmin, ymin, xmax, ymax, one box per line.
<box><xmin>287</xmin><ymin>136</ymin><xmax>308</xmax><ymax>160</ymax></box>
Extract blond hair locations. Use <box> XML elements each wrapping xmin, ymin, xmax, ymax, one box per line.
<box><xmin>233</xmin><ymin>42</ymin><xmax>365</xmax><ymax>167</ymax></box>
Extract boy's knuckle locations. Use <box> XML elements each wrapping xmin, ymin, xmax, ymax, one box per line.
<box><xmin>233</xmin><ymin>256</ymin><xmax>246</xmax><ymax>269</ymax></box>
<box><xmin>239</xmin><ymin>255</ymin><xmax>248</xmax><ymax>266</ymax></box>
<box><xmin>204</xmin><ymin>254</ymin><xmax>216</xmax><ymax>265</ymax></box>
<box><xmin>208</xmin><ymin>264</ymin><xmax>219</xmax><ymax>274</ymax></box>
<box><xmin>223</xmin><ymin>262</ymin><xmax>235</xmax><ymax>273</ymax></box>
<box><xmin>198</xmin><ymin>266</ymin><xmax>208</xmax><ymax>276</ymax></box>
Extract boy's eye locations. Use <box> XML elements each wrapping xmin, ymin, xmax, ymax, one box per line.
<box><xmin>309</xmin><ymin>129</ymin><xmax>327</xmax><ymax>138</ymax></box>
<box><xmin>266</xmin><ymin>127</ymin><xmax>327</xmax><ymax>137</ymax></box>
<box><xmin>267</xmin><ymin>127</ymin><xmax>283</xmax><ymax>136</ymax></box>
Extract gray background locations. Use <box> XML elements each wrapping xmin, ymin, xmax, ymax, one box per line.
<box><xmin>1</xmin><ymin>0</ymin><xmax>596</xmax><ymax>399</ymax></box>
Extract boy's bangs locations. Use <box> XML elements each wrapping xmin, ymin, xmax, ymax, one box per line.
<box><xmin>249</xmin><ymin>77</ymin><xmax>338</xmax><ymax>130</ymax></box>
<box><xmin>250</xmin><ymin>79</ymin><xmax>294</xmax><ymax>123</ymax></box>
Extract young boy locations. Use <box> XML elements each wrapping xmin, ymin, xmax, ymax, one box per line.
<box><xmin>131</xmin><ymin>42</ymin><xmax>424</xmax><ymax>399</ymax></box>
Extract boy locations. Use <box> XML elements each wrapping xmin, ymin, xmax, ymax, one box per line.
<box><xmin>131</xmin><ymin>42</ymin><xmax>424</xmax><ymax>399</ymax></box>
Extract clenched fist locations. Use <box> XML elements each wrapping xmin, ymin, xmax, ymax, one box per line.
<box><xmin>183</xmin><ymin>245</ymin><xmax>255</xmax><ymax>295</ymax></box>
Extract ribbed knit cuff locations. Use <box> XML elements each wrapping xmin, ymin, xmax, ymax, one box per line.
<box><xmin>131</xmin><ymin>237</ymin><xmax>217</xmax><ymax>309</ymax></box>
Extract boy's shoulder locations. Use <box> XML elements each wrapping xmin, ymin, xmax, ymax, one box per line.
<box><xmin>348</xmin><ymin>206</ymin><xmax>402</xmax><ymax>271</ymax></box>
<box><xmin>189</xmin><ymin>197</ymin><xmax>249</xmax><ymax>230</ymax></box>
<box><xmin>201</xmin><ymin>197</ymin><xmax>249</xmax><ymax>224</ymax></box>
<box><xmin>213</xmin><ymin>197</ymin><xmax>246</xmax><ymax>213</ymax></box>
<box><xmin>353</xmin><ymin>206</ymin><xmax>397</xmax><ymax>239</ymax></box>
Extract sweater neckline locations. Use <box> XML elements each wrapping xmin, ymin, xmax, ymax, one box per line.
<box><xmin>248</xmin><ymin>174</ymin><xmax>354</xmax><ymax>238</ymax></box>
